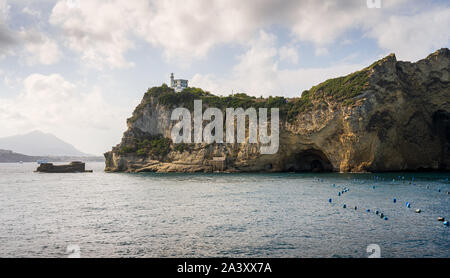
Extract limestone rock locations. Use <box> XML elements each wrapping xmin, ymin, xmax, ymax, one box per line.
<box><xmin>105</xmin><ymin>49</ymin><xmax>449</xmax><ymax>173</ymax></box>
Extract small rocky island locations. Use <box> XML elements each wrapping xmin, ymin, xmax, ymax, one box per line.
<box><xmin>36</xmin><ymin>161</ymin><xmax>93</xmax><ymax>173</ymax></box>
<box><xmin>105</xmin><ymin>48</ymin><xmax>449</xmax><ymax>173</ymax></box>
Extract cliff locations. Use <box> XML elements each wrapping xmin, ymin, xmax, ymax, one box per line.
<box><xmin>105</xmin><ymin>48</ymin><xmax>450</xmax><ymax>173</ymax></box>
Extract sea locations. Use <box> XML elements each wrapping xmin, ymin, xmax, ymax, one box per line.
<box><xmin>0</xmin><ymin>162</ymin><xmax>449</xmax><ymax>258</ymax></box>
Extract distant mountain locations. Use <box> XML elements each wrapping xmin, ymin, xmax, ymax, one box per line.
<box><xmin>0</xmin><ymin>131</ymin><xmax>90</xmax><ymax>156</ymax></box>
<box><xmin>0</xmin><ymin>149</ymin><xmax>104</xmax><ymax>163</ymax></box>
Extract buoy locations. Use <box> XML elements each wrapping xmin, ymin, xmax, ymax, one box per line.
<box><xmin>343</xmin><ymin>204</ymin><xmax>347</xmax><ymax>208</ymax></box>
<box><xmin>328</xmin><ymin>198</ymin><xmax>332</xmax><ymax>203</ymax></box>
<box><xmin>438</xmin><ymin>188</ymin><xmax>441</xmax><ymax>192</ymax></box>
<box><xmin>393</xmin><ymin>198</ymin><xmax>397</xmax><ymax>203</ymax></box>
<box><xmin>444</xmin><ymin>221</ymin><xmax>449</xmax><ymax>226</ymax></box>
<box><xmin>438</xmin><ymin>217</ymin><xmax>445</xmax><ymax>222</ymax></box>
<box><xmin>415</xmin><ymin>209</ymin><xmax>421</xmax><ymax>213</ymax></box>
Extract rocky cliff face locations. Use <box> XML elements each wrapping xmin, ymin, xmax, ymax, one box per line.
<box><xmin>105</xmin><ymin>48</ymin><xmax>450</xmax><ymax>173</ymax></box>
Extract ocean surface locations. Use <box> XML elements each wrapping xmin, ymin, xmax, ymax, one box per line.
<box><xmin>0</xmin><ymin>162</ymin><xmax>449</xmax><ymax>258</ymax></box>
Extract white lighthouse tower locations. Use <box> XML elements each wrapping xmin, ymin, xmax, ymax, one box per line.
<box><xmin>170</xmin><ymin>73</ymin><xmax>175</xmax><ymax>88</ymax></box>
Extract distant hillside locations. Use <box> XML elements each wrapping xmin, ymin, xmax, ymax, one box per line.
<box><xmin>0</xmin><ymin>149</ymin><xmax>104</xmax><ymax>163</ymax></box>
<box><xmin>0</xmin><ymin>131</ymin><xmax>90</xmax><ymax>156</ymax></box>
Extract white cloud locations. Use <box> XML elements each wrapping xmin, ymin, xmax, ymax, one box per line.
<box><xmin>279</xmin><ymin>46</ymin><xmax>299</xmax><ymax>64</ymax></box>
<box><xmin>19</xmin><ymin>29</ymin><xmax>62</xmax><ymax>65</ymax></box>
<box><xmin>48</xmin><ymin>0</ymin><xmax>448</xmax><ymax>68</ymax></box>
<box><xmin>0</xmin><ymin>0</ymin><xmax>9</xmax><ymax>20</ymax></box>
<box><xmin>50</xmin><ymin>0</ymin><xmax>141</xmax><ymax>69</ymax></box>
<box><xmin>0</xmin><ymin>73</ymin><xmax>130</xmax><ymax>154</ymax></box>
<box><xmin>0</xmin><ymin>0</ymin><xmax>16</xmax><ymax>57</ymax></box>
<box><xmin>22</xmin><ymin>6</ymin><xmax>41</xmax><ymax>18</ymax></box>
<box><xmin>368</xmin><ymin>7</ymin><xmax>450</xmax><ymax>61</ymax></box>
<box><xmin>0</xmin><ymin>1</ymin><xmax>61</xmax><ymax>64</ymax></box>
<box><xmin>191</xmin><ymin>31</ymin><xmax>367</xmax><ymax>97</ymax></box>
<box><xmin>315</xmin><ymin>47</ymin><xmax>329</xmax><ymax>56</ymax></box>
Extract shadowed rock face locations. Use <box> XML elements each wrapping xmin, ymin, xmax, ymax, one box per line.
<box><xmin>105</xmin><ymin>48</ymin><xmax>450</xmax><ymax>173</ymax></box>
<box><xmin>282</xmin><ymin>149</ymin><xmax>333</xmax><ymax>173</ymax></box>
<box><xmin>36</xmin><ymin>162</ymin><xmax>92</xmax><ymax>173</ymax></box>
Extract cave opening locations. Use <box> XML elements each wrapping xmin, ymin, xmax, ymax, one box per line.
<box><xmin>283</xmin><ymin>149</ymin><xmax>333</xmax><ymax>173</ymax></box>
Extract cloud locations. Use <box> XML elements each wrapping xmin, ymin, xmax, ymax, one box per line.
<box><xmin>279</xmin><ymin>46</ymin><xmax>299</xmax><ymax>64</ymax></box>
<box><xmin>0</xmin><ymin>1</ymin><xmax>62</xmax><ymax>64</ymax></box>
<box><xmin>367</xmin><ymin>7</ymin><xmax>450</xmax><ymax>61</ymax></box>
<box><xmin>19</xmin><ymin>29</ymin><xmax>62</xmax><ymax>65</ymax></box>
<box><xmin>0</xmin><ymin>73</ymin><xmax>130</xmax><ymax>154</ymax></box>
<box><xmin>48</xmin><ymin>0</ymin><xmax>446</xmax><ymax>69</ymax></box>
<box><xmin>22</xmin><ymin>6</ymin><xmax>41</xmax><ymax>18</ymax></box>
<box><xmin>0</xmin><ymin>0</ymin><xmax>16</xmax><ymax>56</ymax></box>
<box><xmin>50</xmin><ymin>0</ymin><xmax>140</xmax><ymax>69</ymax></box>
<box><xmin>191</xmin><ymin>31</ymin><xmax>367</xmax><ymax>97</ymax></box>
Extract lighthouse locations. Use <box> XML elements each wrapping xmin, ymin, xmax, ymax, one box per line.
<box><xmin>170</xmin><ymin>73</ymin><xmax>188</xmax><ymax>93</ymax></box>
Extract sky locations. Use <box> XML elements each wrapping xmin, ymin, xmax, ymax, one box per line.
<box><xmin>0</xmin><ymin>0</ymin><xmax>448</xmax><ymax>155</ymax></box>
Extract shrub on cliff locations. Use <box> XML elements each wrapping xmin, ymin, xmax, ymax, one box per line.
<box><xmin>131</xmin><ymin>62</ymin><xmax>374</xmax><ymax>125</ymax></box>
<box><xmin>136</xmin><ymin>135</ymin><xmax>172</xmax><ymax>157</ymax></box>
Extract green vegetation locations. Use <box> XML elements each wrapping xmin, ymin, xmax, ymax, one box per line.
<box><xmin>174</xmin><ymin>143</ymin><xmax>191</xmax><ymax>153</ymax></box>
<box><xmin>118</xmin><ymin>146</ymin><xmax>136</xmax><ymax>155</ymax></box>
<box><xmin>136</xmin><ymin>135</ymin><xmax>171</xmax><ymax>157</ymax></box>
<box><xmin>130</xmin><ymin>59</ymin><xmax>378</xmax><ymax>124</ymax></box>
<box><xmin>144</xmin><ymin>86</ymin><xmax>287</xmax><ymax>111</ymax></box>
<box><xmin>119</xmin><ymin>135</ymin><xmax>172</xmax><ymax>158</ymax></box>
<box><xmin>306</xmin><ymin>69</ymin><xmax>369</xmax><ymax>102</ymax></box>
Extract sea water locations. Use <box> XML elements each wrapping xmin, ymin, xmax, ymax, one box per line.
<box><xmin>0</xmin><ymin>162</ymin><xmax>449</xmax><ymax>258</ymax></box>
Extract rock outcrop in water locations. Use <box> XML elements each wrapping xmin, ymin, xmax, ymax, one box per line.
<box><xmin>105</xmin><ymin>48</ymin><xmax>450</xmax><ymax>173</ymax></box>
<box><xmin>36</xmin><ymin>161</ymin><xmax>93</xmax><ymax>173</ymax></box>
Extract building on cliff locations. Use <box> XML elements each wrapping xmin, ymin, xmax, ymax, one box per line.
<box><xmin>170</xmin><ymin>73</ymin><xmax>188</xmax><ymax>92</ymax></box>
<box><xmin>210</xmin><ymin>156</ymin><xmax>227</xmax><ymax>171</ymax></box>
<box><xmin>105</xmin><ymin>48</ymin><xmax>450</xmax><ymax>173</ymax></box>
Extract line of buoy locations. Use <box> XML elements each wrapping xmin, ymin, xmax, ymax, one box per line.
<box><xmin>327</xmin><ymin>176</ymin><xmax>449</xmax><ymax>227</ymax></box>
